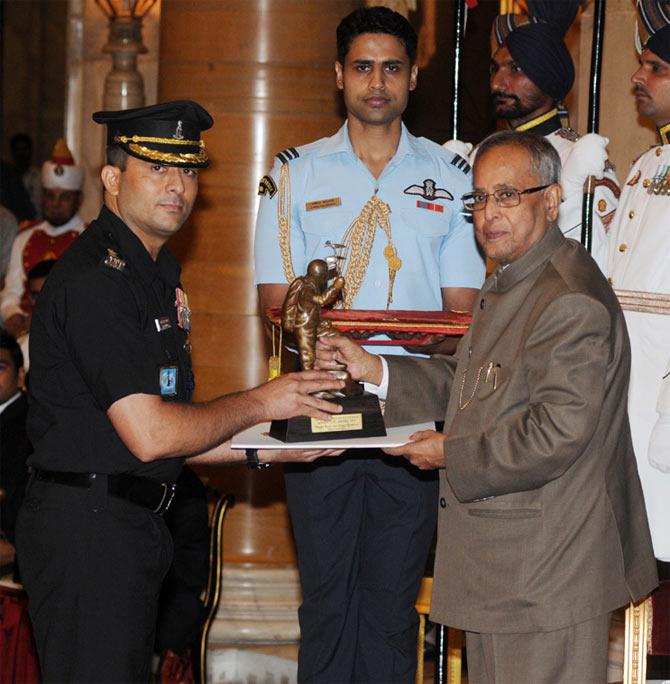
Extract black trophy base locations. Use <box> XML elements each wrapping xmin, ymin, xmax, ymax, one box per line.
<box><xmin>269</xmin><ymin>391</ymin><xmax>386</xmax><ymax>443</ymax></box>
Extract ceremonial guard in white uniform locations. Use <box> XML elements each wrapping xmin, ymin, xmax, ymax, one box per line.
<box><xmin>607</xmin><ymin>4</ymin><xmax>670</xmax><ymax>674</ymax></box>
<box><xmin>608</xmin><ymin>6</ymin><xmax>670</xmax><ymax>565</ymax></box>
<box><xmin>446</xmin><ymin>0</ymin><xmax>619</xmax><ymax>272</ymax></box>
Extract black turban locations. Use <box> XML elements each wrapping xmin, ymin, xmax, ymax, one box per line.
<box><xmin>494</xmin><ymin>0</ymin><xmax>581</xmax><ymax>102</ymax></box>
<box><xmin>647</xmin><ymin>24</ymin><xmax>670</xmax><ymax>63</ymax></box>
<box><xmin>506</xmin><ymin>22</ymin><xmax>575</xmax><ymax>101</ymax></box>
<box><xmin>637</xmin><ymin>0</ymin><xmax>670</xmax><ymax>60</ymax></box>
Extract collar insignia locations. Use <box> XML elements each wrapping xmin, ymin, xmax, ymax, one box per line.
<box><xmin>626</xmin><ymin>170</ymin><xmax>641</xmax><ymax>187</ymax></box>
<box><xmin>404</xmin><ymin>178</ymin><xmax>453</xmax><ymax>202</ymax></box>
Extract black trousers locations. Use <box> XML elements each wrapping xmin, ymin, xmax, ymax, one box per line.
<box><xmin>648</xmin><ymin>559</ymin><xmax>670</xmax><ymax>679</ymax></box>
<box><xmin>285</xmin><ymin>451</ymin><xmax>438</xmax><ymax>684</ymax></box>
<box><xmin>155</xmin><ymin>465</ymin><xmax>209</xmax><ymax>654</ymax></box>
<box><xmin>16</xmin><ymin>476</ymin><xmax>173</xmax><ymax>683</ymax></box>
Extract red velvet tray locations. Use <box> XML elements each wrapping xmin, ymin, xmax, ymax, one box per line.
<box><xmin>266</xmin><ymin>307</ymin><xmax>471</xmax><ymax>346</ymax></box>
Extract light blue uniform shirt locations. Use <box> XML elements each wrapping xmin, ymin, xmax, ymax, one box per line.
<box><xmin>254</xmin><ymin>122</ymin><xmax>484</xmax><ymax>353</ymax></box>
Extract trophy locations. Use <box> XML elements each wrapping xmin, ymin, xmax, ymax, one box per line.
<box><xmin>269</xmin><ymin>256</ymin><xmax>386</xmax><ymax>443</ymax></box>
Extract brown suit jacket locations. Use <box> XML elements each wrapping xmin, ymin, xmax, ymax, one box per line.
<box><xmin>384</xmin><ymin>225</ymin><xmax>658</xmax><ymax>633</ymax></box>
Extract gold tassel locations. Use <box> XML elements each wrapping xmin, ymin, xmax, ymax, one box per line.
<box><xmin>268</xmin><ymin>324</ymin><xmax>282</xmax><ymax>379</ymax></box>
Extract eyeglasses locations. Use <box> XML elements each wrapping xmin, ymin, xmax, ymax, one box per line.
<box><xmin>461</xmin><ymin>184</ymin><xmax>551</xmax><ymax>212</ymax></box>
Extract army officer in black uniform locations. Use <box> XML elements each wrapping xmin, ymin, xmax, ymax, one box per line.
<box><xmin>16</xmin><ymin>100</ymin><xmax>345</xmax><ymax>683</ymax></box>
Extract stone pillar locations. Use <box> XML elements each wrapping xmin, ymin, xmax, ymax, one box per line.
<box><xmin>64</xmin><ymin>0</ymin><xmax>161</xmax><ymax>224</ymax></box>
<box><xmin>100</xmin><ymin>14</ymin><xmax>150</xmax><ymax>110</ymax></box>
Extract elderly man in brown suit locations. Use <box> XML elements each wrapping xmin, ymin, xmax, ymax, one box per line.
<box><xmin>317</xmin><ymin>130</ymin><xmax>658</xmax><ymax>683</ymax></box>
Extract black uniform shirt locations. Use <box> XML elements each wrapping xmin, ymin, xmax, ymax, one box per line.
<box><xmin>27</xmin><ymin>205</ymin><xmax>193</xmax><ymax>482</ymax></box>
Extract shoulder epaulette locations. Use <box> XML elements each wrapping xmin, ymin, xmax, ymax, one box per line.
<box><xmin>557</xmin><ymin>127</ymin><xmax>580</xmax><ymax>142</ymax></box>
<box><xmin>275</xmin><ymin>147</ymin><xmax>300</xmax><ymax>165</ymax></box>
<box><xmin>450</xmin><ymin>154</ymin><xmax>471</xmax><ymax>175</ymax></box>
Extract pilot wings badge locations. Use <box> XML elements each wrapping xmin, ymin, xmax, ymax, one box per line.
<box><xmin>403</xmin><ymin>178</ymin><xmax>454</xmax><ymax>201</ymax></box>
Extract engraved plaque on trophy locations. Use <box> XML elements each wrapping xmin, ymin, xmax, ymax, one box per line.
<box><xmin>269</xmin><ymin>258</ymin><xmax>386</xmax><ymax>443</ymax></box>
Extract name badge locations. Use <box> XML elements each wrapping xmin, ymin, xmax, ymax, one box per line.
<box><xmin>155</xmin><ymin>316</ymin><xmax>171</xmax><ymax>332</ymax></box>
<box><xmin>305</xmin><ymin>197</ymin><xmax>342</xmax><ymax>211</ymax></box>
<box><xmin>160</xmin><ymin>366</ymin><xmax>178</xmax><ymax>396</ymax></box>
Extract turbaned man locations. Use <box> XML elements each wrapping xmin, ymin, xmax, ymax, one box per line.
<box><xmin>607</xmin><ymin>6</ymin><xmax>670</xmax><ymax>674</ymax></box>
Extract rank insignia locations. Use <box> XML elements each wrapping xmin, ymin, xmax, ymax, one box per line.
<box><xmin>159</xmin><ymin>366</ymin><xmax>178</xmax><ymax>396</ymax></box>
<box><xmin>103</xmin><ymin>248</ymin><xmax>126</xmax><ymax>271</ymax></box>
<box><xmin>175</xmin><ymin>287</ymin><xmax>191</xmax><ymax>332</ymax></box>
<box><xmin>450</xmin><ymin>154</ymin><xmax>471</xmax><ymax>175</ymax></box>
<box><xmin>404</xmin><ymin>178</ymin><xmax>453</xmax><ymax>202</ymax></box>
<box><xmin>258</xmin><ymin>175</ymin><xmax>277</xmax><ymax>198</ymax></box>
<box><xmin>275</xmin><ymin>147</ymin><xmax>299</xmax><ymax>165</ymax></box>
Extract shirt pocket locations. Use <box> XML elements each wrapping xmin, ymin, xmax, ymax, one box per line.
<box><xmin>299</xmin><ymin>207</ymin><xmax>352</xmax><ymax>239</ymax></box>
<box><xmin>396</xmin><ymin>207</ymin><xmax>452</xmax><ymax>239</ymax></box>
<box><xmin>466</xmin><ymin>490</ymin><xmax>543</xmax><ymax>519</ymax></box>
<box><xmin>476</xmin><ymin>363</ymin><xmax>510</xmax><ymax>401</ymax></box>
<box><xmin>143</xmin><ymin>327</ymin><xmax>180</xmax><ymax>396</ymax></box>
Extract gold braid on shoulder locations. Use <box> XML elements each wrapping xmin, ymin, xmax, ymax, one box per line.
<box><xmin>278</xmin><ymin>163</ymin><xmax>296</xmax><ymax>283</ymax></box>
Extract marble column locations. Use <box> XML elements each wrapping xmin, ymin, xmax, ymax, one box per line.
<box><xmin>64</xmin><ymin>0</ymin><xmax>161</xmax><ymax>223</ymax></box>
